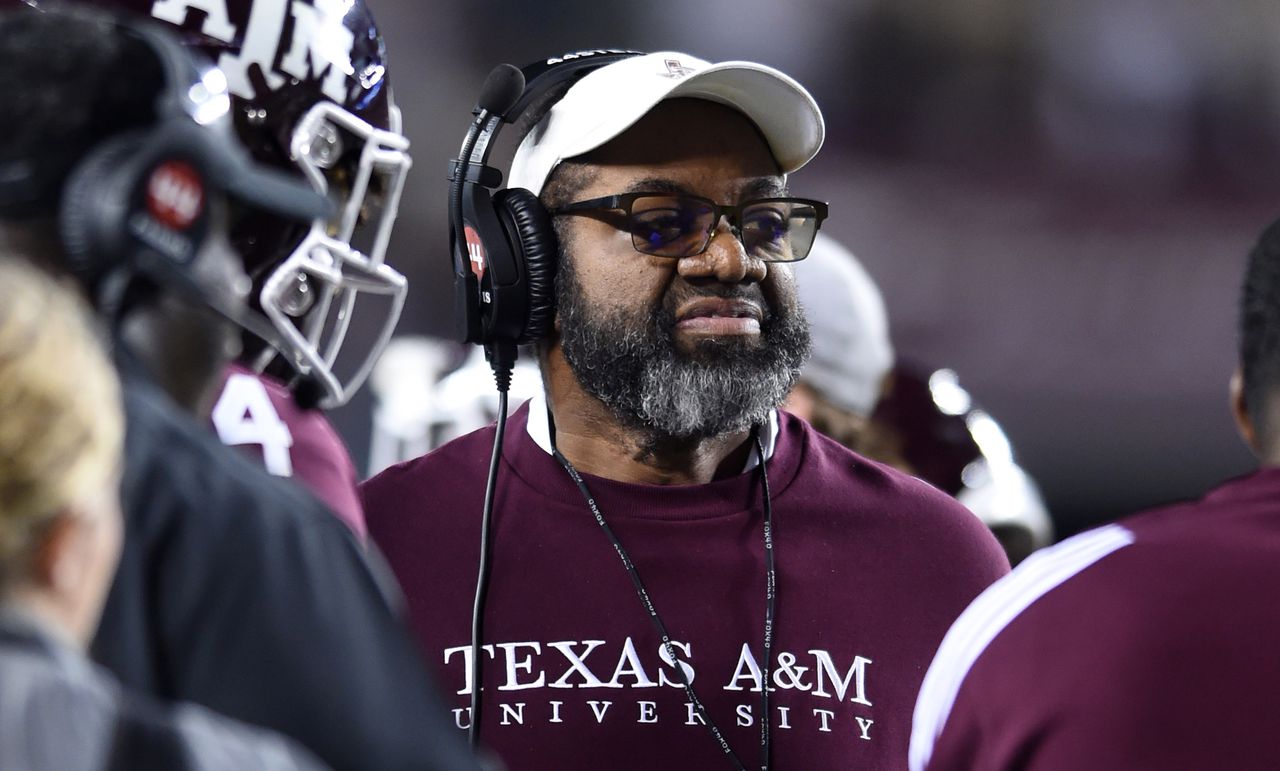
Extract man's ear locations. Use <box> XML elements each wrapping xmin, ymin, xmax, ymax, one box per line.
<box><xmin>1230</xmin><ymin>367</ymin><xmax>1259</xmax><ymax>454</ymax></box>
<box><xmin>27</xmin><ymin>513</ymin><xmax>88</xmax><ymax>595</ymax></box>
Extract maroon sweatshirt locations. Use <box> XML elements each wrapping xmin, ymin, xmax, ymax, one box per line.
<box><xmin>211</xmin><ymin>363</ymin><xmax>365</xmax><ymax>538</ymax></box>
<box><xmin>911</xmin><ymin>468</ymin><xmax>1280</xmax><ymax>771</ymax></box>
<box><xmin>364</xmin><ymin>403</ymin><xmax>1008</xmax><ymax>770</ymax></box>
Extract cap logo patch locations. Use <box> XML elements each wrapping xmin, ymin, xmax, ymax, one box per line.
<box><xmin>662</xmin><ymin>59</ymin><xmax>694</xmax><ymax>79</ymax></box>
<box><xmin>146</xmin><ymin>160</ymin><xmax>204</xmax><ymax>231</ymax></box>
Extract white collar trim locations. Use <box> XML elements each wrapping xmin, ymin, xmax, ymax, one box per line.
<box><xmin>526</xmin><ymin>392</ymin><xmax>779</xmax><ymax>471</ymax></box>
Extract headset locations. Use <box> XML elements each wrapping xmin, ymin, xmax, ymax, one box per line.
<box><xmin>447</xmin><ymin>49</ymin><xmax>642</xmax><ymax>384</ymax></box>
<box><xmin>448</xmin><ymin>49</ymin><xmax>642</xmax><ymax>751</ymax></box>
<box><xmin>0</xmin><ymin>8</ymin><xmax>320</xmax><ymax>362</ymax></box>
<box><xmin>452</xmin><ymin>53</ymin><xmax>783</xmax><ymax>769</ymax></box>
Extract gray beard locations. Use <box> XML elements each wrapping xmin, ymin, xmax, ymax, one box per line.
<box><xmin>556</xmin><ymin>256</ymin><xmax>812</xmax><ymax>444</ymax></box>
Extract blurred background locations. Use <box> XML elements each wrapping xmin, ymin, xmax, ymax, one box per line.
<box><xmin>335</xmin><ymin>0</ymin><xmax>1280</xmax><ymax>539</ymax></box>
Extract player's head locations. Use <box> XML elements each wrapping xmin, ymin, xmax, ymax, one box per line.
<box><xmin>516</xmin><ymin>51</ymin><xmax>826</xmax><ymax>442</ymax></box>
<box><xmin>784</xmin><ymin>232</ymin><xmax>894</xmax><ymax>446</ymax></box>
<box><xmin>84</xmin><ymin>0</ymin><xmax>412</xmax><ymax>407</ymax></box>
<box><xmin>1235</xmin><ymin>217</ymin><xmax>1280</xmax><ymax>462</ymax></box>
<box><xmin>0</xmin><ymin>258</ymin><xmax>124</xmax><ymax>647</ymax></box>
<box><xmin>0</xmin><ymin>4</ymin><xmax>325</xmax><ymax>415</ymax></box>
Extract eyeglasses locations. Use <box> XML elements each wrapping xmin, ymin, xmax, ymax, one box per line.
<box><xmin>550</xmin><ymin>192</ymin><xmax>829</xmax><ymax>262</ymax></box>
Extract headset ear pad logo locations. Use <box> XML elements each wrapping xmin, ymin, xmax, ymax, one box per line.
<box><xmin>127</xmin><ymin>155</ymin><xmax>210</xmax><ymax>266</ymax></box>
<box><xmin>146</xmin><ymin>160</ymin><xmax>204</xmax><ymax>231</ymax></box>
<box><xmin>464</xmin><ymin>224</ymin><xmax>487</xmax><ymax>282</ymax></box>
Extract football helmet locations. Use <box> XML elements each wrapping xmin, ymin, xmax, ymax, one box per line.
<box><xmin>82</xmin><ymin>0</ymin><xmax>411</xmax><ymax>407</ymax></box>
<box><xmin>869</xmin><ymin>361</ymin><xmax>1054</xmax><ymax>564</ymax></box>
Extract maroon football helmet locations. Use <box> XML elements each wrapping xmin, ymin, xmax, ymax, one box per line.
<box><xmin>75</xmin><ymin>0</ymin><xmax>412</xmax><ymax>407</ymax></box>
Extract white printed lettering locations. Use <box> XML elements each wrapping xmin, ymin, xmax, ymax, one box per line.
<box><xmin>587</xmin><ymin>701</ymin><xmax>612</xmax><ymax>723</ymax></box>
<box><xmin>548</xmin><ymin>640</ymin><xmax>608</xmax><ymax>688</ymax></box>
<box><xmin>638</xmin><ymin>701</ymin><xmax>658</xmax><ymax>724</ymax></box>
<box><xmin>214</xmin><ymin>0</ymin><xmax>289</xmax><ymax>99</ymax></box>
<box><xmin>777</xmin><ymin>705</ymin><xmax>791</xmax><ymax>729</ymax></box>
<box><xmin>496</xmin><ymin>642</ymin><xmax>545</xmax><ymax>691</ymax></box>
<box><xmin>549</xmin><ymin>701</ymin><xmax>564</xmax><ymax>723</ymax></box>
<box><xmin>685</xmin><ymin>702</ymin><xmax>706</xmax><ymax>726</ymax></box>
<box><xmin>808</xmin><ymin>650</ymin><xmax>873</xmax><ymax>705</ymax></box>
<box><xmin>150</xmin><ymin>0</ymin><xmax>236</xmax><ymax>41</ymax></box>
<box><xmin>211</xmin><ymin>374</ymin><xmax>294</xmax><ymax>476</ymax></box>
<box><xmin>724</xmin><ymin>643</ymin><xmax>763</xmax><ymax>692</ymax></box>
<box><xmin>856</xmin><ymin>716</ymin><xmax>874</xmax><ymax>741</ymax></box>
<box><xmin>443</xmin><ymin>644</ymin><xmax>495</xmax><ymax>696</ymax></box>
<box><xmin>736</xmin><ymin>704</ymin><xmax>754</xmax><ymax>727</ymax></box>
<box><xmin>606</xmin><ymin>637</ymin><xmax>657</xmax><ymax>688</ymax></box>
<box><xmin>813</xmin><ymin>708</ymin><xmax>835</xmax><ymax>733</ymax></box>
<box><xmin>499</xmin><ymin>703</ymin><xmax>525</xmax><ymax>726</ymax></box>
<box><xmin>657</xmin><ymin>640</ymin><xmax>696</xmax><ymax>687</ymax></box>
<box><xmin>279</xmin><ymin>0</ymin><xmax>354</xmax><ymax>103</ymax></box>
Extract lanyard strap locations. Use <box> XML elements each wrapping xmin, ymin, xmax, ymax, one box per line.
<box><xmin>550</xmin><ymin>429</ymin><xmax>776</xmax><ymax>771</ymax></box>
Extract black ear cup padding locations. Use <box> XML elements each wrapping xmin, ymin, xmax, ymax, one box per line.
<box><xmin>58</xmin><ymin>132</ymin><xmax>149</xmax><ymax>288</ymax></box>
<box><xmin>496</xmin><ymin>187</ymin><xmax>558</xmax><ymax>342</ymax></box>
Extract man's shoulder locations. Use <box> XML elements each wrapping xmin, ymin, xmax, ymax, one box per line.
<box><xmin>784</xmin><ymin>411</ymin><xmax>991</xmax><ymax>527</ymax></box>
<box><xmin>364</xmin><ymin>420</ymin><xmax>499</xmax><ymax>493</ymax></box>
<box><xmin>908</xmin><ymin>523</ymin><xmax>1135</xmax><ymax>770</ymax></box>
<box><xmin>123</xmin><ymin>382</ymin><xmax>337</xmax><ymax>535</ymax></box>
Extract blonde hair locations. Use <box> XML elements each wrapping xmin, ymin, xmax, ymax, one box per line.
<box><xmin>0</xmin><ymin>258</ymin><xmax>123</xmax><ymax>586</ymax></box>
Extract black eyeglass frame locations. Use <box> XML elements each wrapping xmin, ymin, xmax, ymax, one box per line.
<box><xmin>550</xmin><ymin>192</ymin><xmax>829</xmax><ymax>262</ymax></box>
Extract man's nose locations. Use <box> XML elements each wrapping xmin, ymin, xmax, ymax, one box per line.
<box><xmin>676</xmin><ymin>220</ymin><xmax>767</xmax><ymax>284</ymax></box>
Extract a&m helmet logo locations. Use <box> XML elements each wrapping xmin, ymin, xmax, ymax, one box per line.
<box><xmin>149</xmin><ymin>0</ymin><xmax>358</xmax><ymax>104</ymax></box>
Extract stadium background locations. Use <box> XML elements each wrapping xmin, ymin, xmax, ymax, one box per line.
<box><xmin>327</xmin><ymin>0</ymin><xmax>1280</xmax><ymax>538</ymax></box>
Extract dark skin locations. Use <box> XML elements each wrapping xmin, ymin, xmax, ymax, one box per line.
<box><xmin>0</xmin><ymin>198</ymin><xmax>246</xmax><ymax>420</ymax></box>
<box><xmin>1230</xmin><ymin>366</ymin><xmax>1280</xmax><ymax>467</ymax></box>
<box><xmin>542</xmin><ymin>99</ymin><xmax>800</xmax><ymax>485</ymax></box>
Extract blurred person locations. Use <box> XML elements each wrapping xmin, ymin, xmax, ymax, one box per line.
<box><xmin>785</xmin><ymin>233</ymin><xmax>1053</xmax><ymax>565</ymax></box>
<box><xmin>867</xmin><ymin>362</ymin><xmax>1053</xmax><ymax>565</ymax></box>
<box><xmin>86</xmin><ymin>0</ymin><xmax>415</xmax><ymax>538</ymax></box>
<box><xmin>363</xmin><ymin>50</ymin><xmax>1008</xmax><ymax>769</ymax></box>
<box><xmin>367</xmin><ymin>338</ymin><xmax>542</xmax><ymax>474</ymax></box>
<box><xmin>0</xmin><ymin>258</ymin><xmax>325</xmax><ymax>770</ymax></box>
<box><xmin>0</xmin><ymin>7</ymin><xmax>478</xmax><ymax>771</ymax></box>
<box><xmin>908</xmin><ymin>216</ymin><xmax>1280</xmax><ymax>769</ymax></box>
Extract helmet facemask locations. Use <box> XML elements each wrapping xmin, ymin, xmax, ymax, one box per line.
<box><xmin>256</xmin><ymin>100</ymin><xmax>410</xmax><ymax>408</ymax></box>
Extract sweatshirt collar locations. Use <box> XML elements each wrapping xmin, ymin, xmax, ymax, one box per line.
<box><xmin>525</xmin><ymin>391</ymin><xmax>779</xmax><ymax>472</ymax></box>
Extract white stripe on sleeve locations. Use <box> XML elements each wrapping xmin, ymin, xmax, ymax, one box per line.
<box><xmin>907</xmin><ymin>523</ymin><xmax>1135</xmax><ymax>771</ymax></box>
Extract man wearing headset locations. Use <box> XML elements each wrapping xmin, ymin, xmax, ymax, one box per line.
<box><xmin>0</xmin><ymin>6</ymin><xmax>476</xmax><ymax>771</ymax></box>
<box><xmin>364</xmin><ymin>50</ymin><xmax>1008</xmax><ymax>770</ymax></box>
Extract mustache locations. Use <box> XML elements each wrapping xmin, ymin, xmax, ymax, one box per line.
<box><xmin>660</xmin><ymin>283</ymin><xmax>774</xmax><ymax>324</ymax></box>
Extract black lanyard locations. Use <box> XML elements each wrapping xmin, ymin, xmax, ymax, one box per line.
<box><xmin>550</xmin><ymin>427</ymin><xmax>777</xmax><ymax>771</ymax></box>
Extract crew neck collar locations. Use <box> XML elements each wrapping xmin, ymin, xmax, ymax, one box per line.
<box><xmin>504</xmin><ymin>399</ymin><xmax>803</xmax><ymax>522</ymax></box>
<box><xmin>525</xmin><ymin>391</ymin><xmax>778</xmax><ymax>471</ymax></box>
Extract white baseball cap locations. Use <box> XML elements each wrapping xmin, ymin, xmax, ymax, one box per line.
<box><xmin>508</xmin><ymin>51</ymin><xmax>826</xmax><ymax>196</ymax></box>
<box><xmin>795</xmin><ymin>232</ymin><xmax>894</xmax><ymax>416</ymax></box>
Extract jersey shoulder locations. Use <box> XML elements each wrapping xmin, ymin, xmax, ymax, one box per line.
<box><xmin>908</xmin><ymin>523</ymin><xmax>1135</xmax><ymax>770</ymax></box>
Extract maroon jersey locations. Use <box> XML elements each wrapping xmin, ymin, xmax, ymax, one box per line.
<box><xmin>211</xmin><ymin>363</ymin><xmax>365</xmax><ymax>538</ymax></box>
<box><xmin>362</xmin><ymin>401</ymin><xmax>1008</xmax><ymax>770</ymax></box>
<box><xmin>911</xmin><ymin>468</ymin><xmax>1280</xmax><ymax>771</ymax></box>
